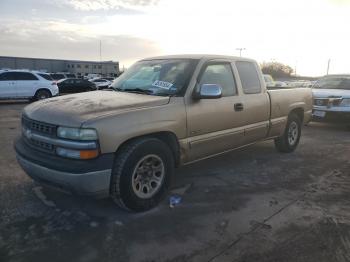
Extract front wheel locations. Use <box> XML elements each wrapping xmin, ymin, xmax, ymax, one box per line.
<box><xmin>110</xmin><ymin>137</ymin><xmax>174</xmax><ymax>212</ymax></box>
<box><xmin>274</xmin><ymin>113</ymin><xmax>302</xmax><ymax>153</ymax></box>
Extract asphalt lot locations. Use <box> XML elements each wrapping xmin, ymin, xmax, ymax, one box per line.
<box><xmin>0</xmin><ymin>101</ymin><xmax>350</xmax><ymax>262</ymax></box>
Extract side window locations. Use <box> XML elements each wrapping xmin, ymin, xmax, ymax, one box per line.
<box><xmin>0</xmin><ymin>72</ymin><xmax>17</xmax><ymax>81</ymax></box>
<box><xmin>199</xmin><ymin>63</ymin><xmax>237</xmax><ymax>97</ymax></box>
<box><xmin>0</xmin><ymin>73</ymin><xmax>7</xmax><ymax>81</ymax></box>
<box><xmin>236</xmin><ymin>61</ymin><xmax>261</xmax><ymax>94</ymax></box>
<box><xmin>15</xmin><ymin>72</ymin><xmax>38</xmax><ymax>81</ymax></box>
<box><xmin>38</xmin><ymin>73</ymin><xmax>53</xmax><ymax>81</ymax></box>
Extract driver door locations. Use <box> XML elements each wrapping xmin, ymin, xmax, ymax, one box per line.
<box><xmin>186</xmin><ymin>61</ymin><xmax>245</xmax><ymax>161</ymax></box>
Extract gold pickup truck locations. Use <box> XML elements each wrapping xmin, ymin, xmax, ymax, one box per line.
<box><xmin>15</xmin><ymin>55</ymin><xmax>312</xmax><ymax>211</ymax></box>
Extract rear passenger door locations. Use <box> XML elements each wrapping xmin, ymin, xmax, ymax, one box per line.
<box><xmin>234</xmin><ymin>61</ymin><xmax>270</xmax><ymax>143</ymax></box>
<box><xmin>75</xmin><ymin>79</ymin><xmax>85</xmax><ymax>92</ymax></box>
<box><xmin>15</xmin><ymin>72</ymin><xmax>39</xmax><ymax>98</ymax></box>
<box><xmin>64</xmin><ymin>79</ymin><xmax>75</xmax><ymax>93</ymax></box>
<box><xmin>186</xmin><ymin>61</ymin><xmax>246</xmax><ymax>161</ymax></box>
<box><xmin>0</xmin><ymin>72</ymin><xmax>17</xmax><ymax>98</ymax></box>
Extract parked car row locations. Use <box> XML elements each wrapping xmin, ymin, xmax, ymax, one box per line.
<box><xmin>0</xmin><ymin>69</ymin><xmax>117</xmax><ymax>100</ymax></box>
<box><xmin>263</xmin><ymin>74</ymin><xmax>350</xmax><ymax>123</ymax></box>
<box><xmin>263</xmin><ymin>75</ymin><xmax>315</xmax><ymax>89</ymax></box>
<box><xmin>50</xmin><ymin>72</ymin><xmax>76</xmax><ymax>80</ymax></box>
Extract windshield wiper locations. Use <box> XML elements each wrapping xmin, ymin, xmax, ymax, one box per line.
<box><xmin>114</xmin><ymin>87</ymin><xmax>154</xmax><ymax>95</ymax></box>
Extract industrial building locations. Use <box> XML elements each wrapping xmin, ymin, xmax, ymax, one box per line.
<box><xmin>0</xmin><ymin>56</ymin><xmax>119</xmax><ymax>77</ymax></box>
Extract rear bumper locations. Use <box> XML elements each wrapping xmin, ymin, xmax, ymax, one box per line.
<box><xmin>15</xmin><ymin>137</ymin><xmax>113</xmax><ymax>197</ymax></box>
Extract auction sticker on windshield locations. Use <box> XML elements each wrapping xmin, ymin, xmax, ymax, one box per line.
<box><xmin>152</xmin><ymin>80</ymin><xmax>173</xmax><ymax>89</ymax></box>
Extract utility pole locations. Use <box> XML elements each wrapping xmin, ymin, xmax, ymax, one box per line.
<box><xmin>99</xmin><ymin>40</ymin><xmax>102</xmax><ymax>62</ymax></box>
<box><xmin>236</xmin><ymin>48</ymin><xmax>246</xmax><ymax>57</ymax></box>
<box><xmin>99</xmin><ymin>40</ymin><xmax>102</xmax><ymax>76</ymax></box>
<box><xmin>326</xmin><ymin>59</ymin><xmax>331</xmax><ymax>75</ymax></box>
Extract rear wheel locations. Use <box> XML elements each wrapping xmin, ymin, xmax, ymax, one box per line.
<box><xmin>110</xmin><ymin>137</ymin><xmax>174</xmax><ymax>212</ymax></box>
<box><xmin>274</xmin><ymin>113</ymin><xmax>302</xmax><ymax>153</ymax></box>
<box><xmin>34</xmin><ymin>89</ymin><xmax>51</xmax><ymax>100</ymax></box>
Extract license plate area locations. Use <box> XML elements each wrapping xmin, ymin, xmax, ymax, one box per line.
<box><xmin>313</xmin><ymin>110</ymin><xmax>326</xmax><ymax>118</ymax></box>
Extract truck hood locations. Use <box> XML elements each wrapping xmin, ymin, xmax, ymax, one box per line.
<box><xmin>312</xmin><ymin>88</ymin><xmax>350</xmax><ymax>98</ymax></box>
<box><xmin>23</xmin><ymin>91</ymin><xmax>170</xmax><ymax>127</ymax></box>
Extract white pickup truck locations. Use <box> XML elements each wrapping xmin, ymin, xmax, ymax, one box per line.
<box><xmin>312</xmin><ymin>75</ymin><xmax>350</xmax><ymax>122</ymax></box>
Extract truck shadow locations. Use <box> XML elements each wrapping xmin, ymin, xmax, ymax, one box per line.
<box><xmin>39</xmin><ymin>139</ymin><xmax>302</xmax><ymax>220</ymax></box>
<box><xmin>38</xmin><ymin>122</ymin><xmax>347</xmax><ymax>220</ymax></box>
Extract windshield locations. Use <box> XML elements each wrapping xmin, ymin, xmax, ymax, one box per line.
<box><xmin>313</xmin><ymin>77</ymin><xmax>350</xmax><ymax>90</ymax></box>
<box><xmin>111</xmin><ymin>59</ymin><xmax>198</xmax><ymax>96</ymax></box>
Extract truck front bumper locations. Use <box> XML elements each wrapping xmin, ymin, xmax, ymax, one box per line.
<box><xmin>15</xmin><ymin>137</ymin><xmax>113</xmax><ymax>198</ymax></box>
<box><xmin>312</xmin><ymin>107</ymin><xmax>350</xmax><ymax>122</ymax></box>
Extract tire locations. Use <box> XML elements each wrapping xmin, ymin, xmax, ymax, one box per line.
<box><xmin>274</xmin><ymin>113</ymin><xmax>302</xmax><ymax>153</ymax></box>
<box><xmin>35</xmin><ymin>89</ymin><xmax>51</xmax><ymax>101</ymax></box>
<box><xmin>110</xmin><ymin>137</ymin><xmax>174</xmax><ymax>212</ymax></box>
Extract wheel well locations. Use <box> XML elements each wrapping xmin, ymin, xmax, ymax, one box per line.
<box><xmin>290</xmin><ymin>108</ymin><xmax>304</xmax><ymax>123</ymax></box>
<box><xmin>116</xmin><ymin>132</ymin><xmax>181</xmax><ymax>167</ymax></box>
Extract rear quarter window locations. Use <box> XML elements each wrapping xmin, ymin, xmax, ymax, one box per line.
<box><xmin>236</xmin><ymin>61</ymin><xmax>261</xmax><ymax>94</ymax></box>
<box><xmin>38</xmin><ymin>73</ymin><xmax>53</xmax><ymax>81</ymax></box>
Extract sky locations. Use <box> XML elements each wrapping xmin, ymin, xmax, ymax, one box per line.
<box><xmin>1</xmin><ymin>0</ymin><xmax>350</xmax><ymax>76</ymax></box>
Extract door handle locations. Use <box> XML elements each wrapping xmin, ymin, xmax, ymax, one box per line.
<box><xmin>234</xmin><ymin>103</ymin><xmax>244</xmax><ymax>111</ymax></box>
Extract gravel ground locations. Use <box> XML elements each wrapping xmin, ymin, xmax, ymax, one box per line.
<box><xmin>0</xmin><ymin>101</ymin><xmax>349</xmax><ymax>262</ymax></box>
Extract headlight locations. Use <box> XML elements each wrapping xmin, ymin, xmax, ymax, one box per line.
<box><xmin>57</xmin><ymin>127</ymin><xmax>98</xmax><ymax>140</ymax></box>
<box><xmin>340</xmin><ymin>98</ymin><xmax>350</xmax><ymax>107</ymax></box>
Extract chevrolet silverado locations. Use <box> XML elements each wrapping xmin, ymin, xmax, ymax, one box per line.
<box><xmin>15</xmin><ymin>55</ymin><xmax>312</xmax><ymax>211</ymax></box>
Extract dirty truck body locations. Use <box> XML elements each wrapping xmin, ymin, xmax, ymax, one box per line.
<box><xmin>15</xmin><ymin>55</ymin><xmax>312</xmax><ymax>211</ymax></box>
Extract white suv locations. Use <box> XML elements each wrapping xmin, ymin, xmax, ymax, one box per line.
<box><xmin>0</xmin><ymin>70</ymin><xmax>59</xmax><ymax>100</ymax></box>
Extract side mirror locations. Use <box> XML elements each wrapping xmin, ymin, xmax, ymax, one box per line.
<box><xmin>194</xmin><ymin>84</ymin><xmax>222</xmax><ymax>99</ymax></box>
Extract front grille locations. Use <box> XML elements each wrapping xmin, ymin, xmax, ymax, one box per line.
<box><xmin>314</xmin><ymin>98</ymin><xmax>343</xmax><ymax>107</ymax></box>
<box><xmin>22</xmin><ymin>116</ymin><xmax>56</xmax><ymax>136</ymax></box>
<box><xmin>314</xmin><ymin>99</ymin><xmax>328</xmax><ymax>106</ymax></box>
<box><xmin>22</xmin><ymin>116</ymin><xmax>56</xmax><ymax>153</ymax></box>
<box><xmin>29</xmin><ymin>138</ymin><xmax>54</xmax><ymax>151</ymax></box>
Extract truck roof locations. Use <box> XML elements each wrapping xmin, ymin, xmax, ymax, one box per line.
<box><xmin>141</xmin><ymin>54</ymin><xmax>256</xmax><ymax>62</ymax></box>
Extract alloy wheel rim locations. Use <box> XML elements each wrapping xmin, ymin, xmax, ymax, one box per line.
<box><xmin>288</xmin><ymin>121</ymin><xmax>298</xmax><ymax>146</ymax></box>
<box><xmin>131</xmin><ymin>154</ymin><xmax>165</xmax><ymax>199</ymax></box>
